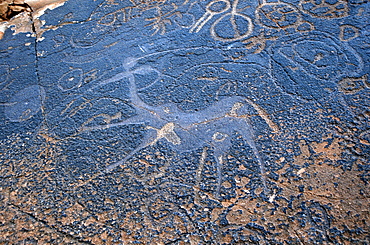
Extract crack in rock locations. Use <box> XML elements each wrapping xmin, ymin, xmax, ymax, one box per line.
<box><xmin>0</xmin><ymin>0</ymin><xmax>68</xmax><ymax>39</ymax></box>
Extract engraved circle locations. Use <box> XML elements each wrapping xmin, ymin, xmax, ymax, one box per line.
<box><xmin>58</xmin><ymin>68</ymin><xmax>83</xmax><ymax>91</ymax></box>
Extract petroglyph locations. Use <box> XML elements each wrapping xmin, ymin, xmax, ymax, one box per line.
<box><xmin>338</xmin><ymin>75</ymin><xmax>368</xmax><ymax>94</ymax></box>
<box><xmin>191</xmin><ymin>0</ymin><xmax>253</xmax><ymax>42</ymax></box>
<box><xmin>97</xmin><ymin>0</ymin><xmax>193</xmax><ymax>36</ymax></box>
<box><xmin>2</xmin><ymin>0</ymin><xmax>370</xmax><ymax>243</ymax></box>
<box><xmin>194</xmin><ymin>147</ymin><xmax>208</xmax><ymax>205</ymax></box>
<box><xmin>73</xmin><ymin>57</ymin><xmax>278</xmax><ymax>196</ymax></box>
<box><xmin>190</xmin><ymin>0</ymin><xmax>231</xmax><ymax>33</ymax></box>
<box><xmin>256</xmin><ymin>0</ymin><xmax>313</xmax><ymax>32</ymax></box>
<box><xmin>299</xmin><ymin>0</ymin><xmax>349</xmax><ymax>19</ymax></box>
<box><xmin>97</xmin><ymin>6</ymin><xmax>137</xmax><ymax>26</ymax></box>
<box><xmin>2</xmin><ymin>85</ymin><xmax>45</xmax><ymax>122</ymax></box>
<box><xmin>339</xmin><ymin>24</ymin><xmax>360</xmax><ymax>42</ymax></box>
<box><xmin>57</xmin><ymin>68</ymin><xmax>83</xmax><ymax>91</ymax></box>
<box><xmin>144</xmin><ymin>1</ymin><xmax>186</xmax><ymax>35</ymax></box>
<box><xmin>0</xmin><ymin>64</ymin><xmax>10</xmax><ymax>90</ymax></box>
<box><xmin>243</xmin><ymin>30</ymin><xmax>277</xmax><ymax>54</ymax></box>
<box><xmin>269</xmin><ymin>31</ymin><xmax>364</xmax><ymax>100</ymax></box>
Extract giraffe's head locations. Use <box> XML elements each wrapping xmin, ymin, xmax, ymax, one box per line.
<box><xmin>123</xmin><ymin>57</ymin><xmax>139</xmax><ymax>70</ymax></box>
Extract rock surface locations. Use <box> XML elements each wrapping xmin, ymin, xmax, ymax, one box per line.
<box><xmin>0</xmin><ymin>0</ymin><xmax>369</xmax><ymax>244</ymax></box>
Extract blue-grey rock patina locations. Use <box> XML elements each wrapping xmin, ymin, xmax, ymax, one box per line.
<box><xmin>0</xmin><ymin>0</ymin><xmax>369</xmax><ymax>244</ymax></box>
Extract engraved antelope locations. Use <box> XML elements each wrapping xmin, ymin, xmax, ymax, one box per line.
<box><xmin>78</xmin><ymin>57</ymin><xmax>278</xmax><ymax>197</ymax></box>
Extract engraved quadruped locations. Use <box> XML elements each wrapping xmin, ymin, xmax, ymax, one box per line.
<box><xmin>72</xmin><ymin>57</ymin><xmax>279</xmax><ymax>198</ymax></box>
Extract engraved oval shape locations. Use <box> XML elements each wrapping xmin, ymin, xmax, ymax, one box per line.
<box><xmin>256</xmin><ymin>2</ymin><xmax>301</xmax><ymax>29</ymax></box>
<box><xmin>4</xmin><ymin>85</ymin><xmax>45</xmax><ymax>122</ymax></box>
<box><xmin>58</xmin><ymin>68</ymin><xmax>83</xmax><ymax>91</ymax></box>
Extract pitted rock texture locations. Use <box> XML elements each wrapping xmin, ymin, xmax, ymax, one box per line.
<box><xmin>0</xmin><ymin>0</ymin><xmax>369</xmax><ymax>244</ymax></box>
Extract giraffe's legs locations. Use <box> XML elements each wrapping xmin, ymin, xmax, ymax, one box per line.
<box><xmin>105</xmin><ymin>128</ymin><xmax>158</xmax><ymax>172</ymax></box>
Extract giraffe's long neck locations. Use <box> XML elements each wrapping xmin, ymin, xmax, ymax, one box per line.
<box><xmin>127</xmin><ymin>75</ymin><xmax>152</xmax><ymax>110</ymax></box>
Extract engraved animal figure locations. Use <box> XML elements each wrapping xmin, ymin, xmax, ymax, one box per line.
<box><xmin>78</xmin><ymin>58</ymin><xmax>278</xmax><ymax>197</ymax></box>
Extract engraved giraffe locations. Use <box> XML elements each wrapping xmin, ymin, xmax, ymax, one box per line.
<box><xmin>77</xmin><ymin>57</ymin><xmax>279</xmax><ymax>197</ymax></box>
